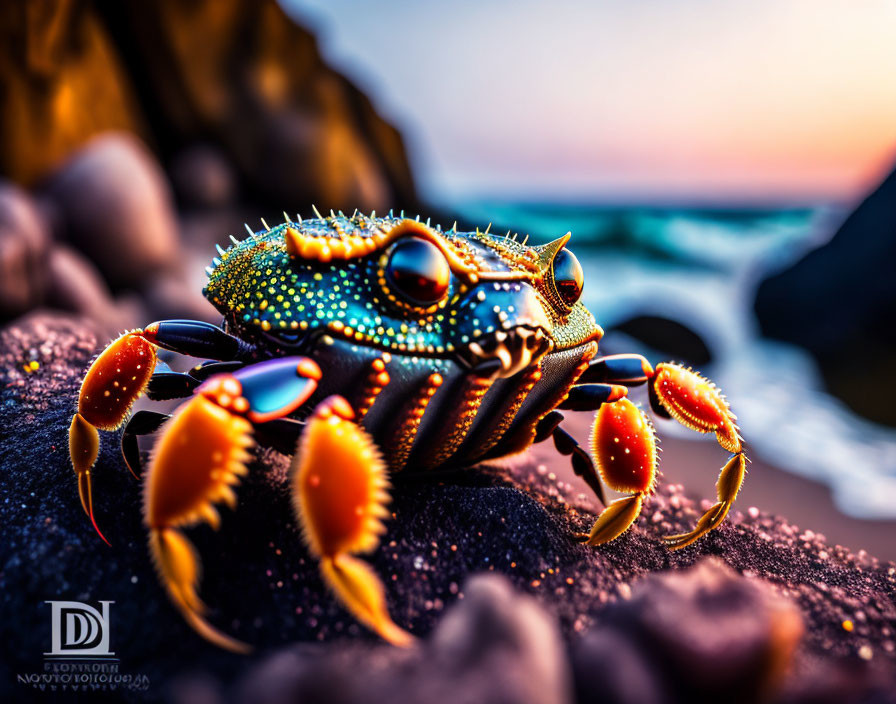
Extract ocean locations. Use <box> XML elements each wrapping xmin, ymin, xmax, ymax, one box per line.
<box><xmin>452</xmin><ymin>199</ymin><xmax>896</xmax><ymax>520</ymax></box>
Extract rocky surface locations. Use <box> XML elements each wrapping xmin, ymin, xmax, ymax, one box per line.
<box><xmin>1</xmin><ymin>312</ymin><xmax>895</xmax><ymax>702</ymax></box>
<box><xmin>755</xmin><ymin>161</ymin><xmax>896</xmax><ymax>426</ymax></box>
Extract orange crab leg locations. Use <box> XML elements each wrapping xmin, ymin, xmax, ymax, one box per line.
<box><xmin>70</xmin><ymin>321</ymin><xmax>257</xmax><ymax>541</ymax></box>
<box><xmin>69</xmin><ymin>330</ymin><xmax>158</xmax><ymax>542</ymax></box>
<box><xmin>584</xmin><ymin>363</ymin><xmax>747</xmax><ymax>550</ymax></box>
<box><xmin>145</xmin><ymin>359</ymin><xmax>320</xmax><ymax>652</ymax></box>
<box><xmin>649</xmin><ymin>362</ymin><xmax>747</xmax><ymax>549</ymax></box>
<box><xmin>585</xmin><ymin>396</ymin><xmax>657</xmax><ymax>545</ymax></box>
<box><xmin>291</xmin><ymin>396</ymin><xmax>415</xmax><ymax>647</ymax></box>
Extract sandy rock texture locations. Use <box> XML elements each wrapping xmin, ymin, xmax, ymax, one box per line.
<box><xmin>0</xmin><ymin>313</ymin><xmax>894</xmax><ymax>703</ymax></box>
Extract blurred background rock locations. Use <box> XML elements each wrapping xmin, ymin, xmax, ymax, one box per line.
<box><xmin>0</xmin><ymin>0</ymin><xmax>418</xmax><ymax>334</ymax></box>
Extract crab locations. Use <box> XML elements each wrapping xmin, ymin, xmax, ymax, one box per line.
<box><xmin>68</xmin><ymin>210</ymin><xmax>747</xmax><ymax>652</ymax></box>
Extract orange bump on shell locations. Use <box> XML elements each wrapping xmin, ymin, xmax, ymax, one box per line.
<box><xmin>294</xmin><ymin>399</ymin><xmax>389</xmax><ymax>558</ymax></box>
<box><xmin>146</xmin><ymin>395</ymin><xmax>253</xmax><ymax>529</ymax></box>
<box><xmin>221</xmin><ymin>378</ymin><xmax>241</xmax><ymax>396</ymax></box>
<box><xmin>78</xmin><ymin>331</ymin><xmax>157</xmax><ymax>430</ymax></box>
<box><xmin>592</xmin><ymin>398</ymin><xmax>657</xmax><ymax>495</ymax></box>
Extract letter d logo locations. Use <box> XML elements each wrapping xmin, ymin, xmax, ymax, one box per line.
<box><xmin>44</xmin><ymin>601</ymin><xmax>114</xmax><ymax>656</ymax></box>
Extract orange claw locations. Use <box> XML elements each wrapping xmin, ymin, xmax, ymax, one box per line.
<box><xmin>584</xmin><ymin>364</ymin><xmax>748</xmax><ymax>550</ymax></box>
<box><xmin>651</xmin><ymin>362</ymin><xmax>741</xmax><ymax>453</ymax></box>
<box><xmin>145</xmin><ymin>384</ymin><xmax>255</xmax><ymax>653</ymax></box>
<box><xmin>69</xmin><ymin>330</ymin><xmax>158</xmax><ymax>542</ymax></box>
<box><xmin>77</xmin><ymin>330</ymin><xmax>157</xmax><ymax>431</ymax></box>
<box><xmin>586</xmin><ymin>398</ymin><xmax>656</xmax><ymax>545</ymax></box>
<box><xmin>648</xmin><ymin>362</ymin><xmax>747</xmax><ymax>550</ymax></box>
<box><xmin>292</xmin><ymin>396</ymin><xmax>415</xmax><ymax>647</ymax></box>
<box><xmin>143</xmin><ymin>362</ymin><xmax>321</xmax><ymax>653</ymax></box>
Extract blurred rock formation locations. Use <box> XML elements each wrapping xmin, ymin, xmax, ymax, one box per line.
<box><xmin>755</xmin><ymin>162</ymin><xmax>896</xmax><ymax>426</ymax></box>
<box><xmin>0</xmin><ymin>0</ymin><xmax>419</xmax><ymax>330</ymax></box>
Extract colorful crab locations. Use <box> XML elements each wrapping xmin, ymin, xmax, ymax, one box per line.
<box><xmin>68</xmin><ymin>210</ymin><xmax>747</xmax><ymax>652</ymax></box>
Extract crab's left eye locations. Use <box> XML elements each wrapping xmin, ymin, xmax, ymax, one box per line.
<box><xmin>551</xmin><ymin>248</ymin><xmax>584</xmax><ymax>307</ymax></box>
<box><xmin>385</xmin><ymin>237</ymin><xmax>450</xmax><ymax>305</ymax></box>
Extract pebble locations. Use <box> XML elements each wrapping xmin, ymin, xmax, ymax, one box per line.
<box><xmin>45</xmin><ymin>133</ymin><xmax>181</xmax><ymax>290</ymax></box>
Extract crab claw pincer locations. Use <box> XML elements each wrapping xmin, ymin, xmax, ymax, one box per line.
<box><xmin>291</xmin><ymin>396</ymin><xmax>415</xmax><ymax>647</ymax></box>
<box><xmin>649</xmin><ymin>362</ymin><xmax>747</xmax><ymax>549</ymax></box>
<box><xmin>586</xmin><ymin>398</ymin><xmax>657</xmax><ymax>545</ymax></box>
<box><xmin>650</xmin><ymin>362</ymin><xmax>741</xmax><ymax>453</ymax></box>
<box><xmin>69</xmin><ymin>330</ymin><xmax>158</xmax><ymax>543</ymax></box>
<box><xmin>145</xmin><ymin>357</ymin><xmax>321</xmax><ymax>652</ymax></box>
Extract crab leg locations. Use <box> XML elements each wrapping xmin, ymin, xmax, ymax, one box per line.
<box><xmin>121</xmin><ymin>410</ymin><xmax>171</xmax><ymax>478</ymax></box>
<box><xmin>534</xmin><ymin>412</ymin><xmax>607</xmax><ymax>506</ymax></box>
<box><xmin>146</xmin><ymin>362</ymin><xmax>251</xmax><ymax>403</ymax></box>
<box><xmin>648</xmin><ymin>362</ymin><xmax>746</xmax><ymax>550</ymax></box>
<box><xmin>291</xmin><ymin>397</ymin><xmax>415</xmax><ymax>647</ymax></box>
<box><xmin>585</xmin><ymin>396</ymin><xmax>657</xmax><ymax>545</ymax></box>
<box><xmin>70</xmin><ymin>330</ymin><xmax>159</xmax><ymax>544</ymax></box>
<box><xmin>583</xmin><ymin>358</ymin><xmax>747</xmax><ymax>550</ymax></box>
<box><xmin>580</xmin><ymin>353</ymin><xmax>654</xmax><ymax>386</ymax></box>
<box><xmin>68</xmin><ymin>321</ymin><xmax>253</xmax><ymax>541</ymax></box>
<box><xmin>145</xmin><ymin>358</ymin><xmax>320</xmax><ymax>652</ymax></box>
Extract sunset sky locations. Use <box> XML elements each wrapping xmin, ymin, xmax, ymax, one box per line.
<box><xmin>287</xmin><ymin>0</ymin><xmax>896</xmax><ymax>204</ymax></box>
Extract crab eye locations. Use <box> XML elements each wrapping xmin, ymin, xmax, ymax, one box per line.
<box><xmin>551</xmin><ymin>248</ymin><xmax>584</xmax><ymax>308</ymax></box>
<box><xmin>385</xmin><ymin>237</ymin><xmax>450</xmax><ymax>305</ymax></box>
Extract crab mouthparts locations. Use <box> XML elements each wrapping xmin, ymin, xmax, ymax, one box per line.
<box><xmin>460</xmin><ymin>327</ymin><xmax>554</xmax><ymax>380</ymax></box>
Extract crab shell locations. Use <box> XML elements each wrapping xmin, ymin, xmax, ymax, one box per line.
<box><xmin>204</xmin><ymin>214</ymin><xmax>603</xmax><ymax>471</ymax></box>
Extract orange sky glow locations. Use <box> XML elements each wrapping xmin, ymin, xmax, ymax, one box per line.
<box><xmin>289</xmin><ymin>0</ymin><xmax>896</xmax><ymax>203</ymax></box>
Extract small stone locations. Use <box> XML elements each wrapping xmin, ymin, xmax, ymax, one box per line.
<box><xmin>0</xmin><ymin>183</ymin><xmax>50</xmax><ymax>320</ymax></box>
<box><xmin>45</xmin><ymin>133</ymin><xmax>181</xmax><ymax>290</ymax></box>
<box><xmin>169</xmin><ymin>145</ymin><xmax>236</xmax><ymax>210</ymax></box>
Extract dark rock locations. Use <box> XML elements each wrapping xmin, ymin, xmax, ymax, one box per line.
<box><xmin>169</xmin><ymin>145</ymin><xmax>237</xmax><ymax>211</ymax></box>
<box><xmin>0</xmin><ymin>1</ymin><xmax>418</xmax><ymax>215</ymax></box>
<box><xmin>0</xmin><ymin>183</ymin><xmax>50</xmax><ymax>319</ymax></box>
<box><xmin>1</xmin><ymin>312</ymin><xmax>895</xmax><ymax>703</ymax></box>
<box><xmin>97</xmin><ymin>0</ymin><xmax>418</xmax><ymax>212</ymax></box>
<box><xmin>233</xmin><ymin>574</ymin><xmax>571</xmax><ymax>704</ymax></box>
<box><xmin>0</xmin><ymin>0</ymin><xmax>146</xmax><ymax>185</ymax></box>
<box><xmin>426</xmin><ymin>574</ymin><xmax>570</xmax><ymax>704</ymax></box>
<box><xmin>44</xmin><ymin>133</ymin><xmax>181</xmax><ymax>291</ymax></box>
<box><xmin>607</xmin><ymin>314</ymin><xmax>713</xmax><ymax>366</ymax></box>
<box><xmin>573</xmin><ymin>557</ymin><xmax>803</xmax><ymax>704</ymax></box>
<box><xmin>755</xmin><ymin>163</ymin><xmax>896</xmax><ymax>425</ymax></box>
<box><xmin>572</xmin><ymin>628</ymin><xmax>668</xmax><ymax>704</ymax></box>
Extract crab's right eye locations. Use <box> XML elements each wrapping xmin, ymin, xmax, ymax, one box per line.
<box><xmin>385</xmin><ymin>237</ymin><xmax>450</xmax><ymax>306</ymax></box>
<box><xmin>550</xmin><ymin>248</ymin><xmax>584</xmax><ymax>308</ymax></box>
